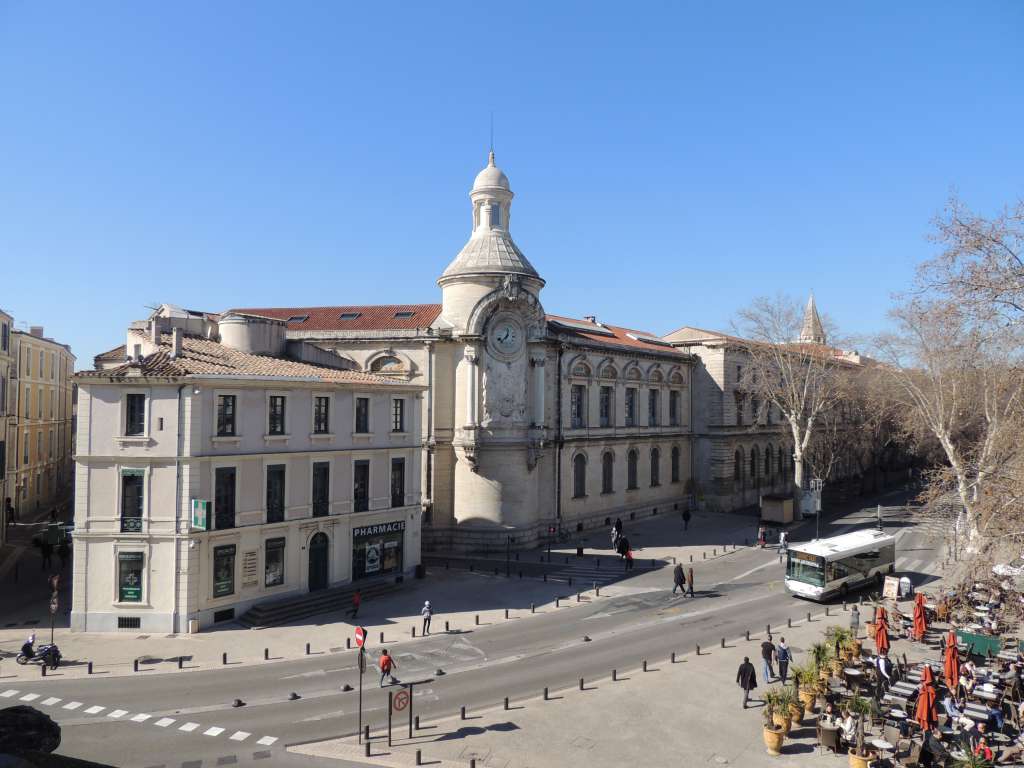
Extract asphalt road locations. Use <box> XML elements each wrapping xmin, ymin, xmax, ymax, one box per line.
<box><xmin>5</xmin><ymin>489</ymin><xmax>940</xmax><ymax>768</ymax></box>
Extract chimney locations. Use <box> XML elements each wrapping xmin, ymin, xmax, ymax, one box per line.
<box><xmin>583</xmin><ymin>315</ymin><xmax>597</xmax><ymax>324</ymax></box>
<box><xmin>171</xmin><ymin>327</ymin><xmax>182</xmax><ymax>358</ymax></box>
<box><xmin>29</xmin><ymin>326</ymin><xmax>44</xmax><ymax>338</ymax></box>
<box><xmin>149</xmin><ymin>320</ymin><xmax>159</xmax><ymax>345</ymax></box>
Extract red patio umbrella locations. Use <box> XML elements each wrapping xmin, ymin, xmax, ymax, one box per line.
<box><xmin>875</xmin><ymin>618</ymin><xmax>890</xmax><ymax>654</ymax></box>
<box><xmin>913</xmin><ymin>602</ymin><xmax>928</xmax><ymax>641</ymax></box>
<box><xmin>921</xmin><ymin>664</ymin><xmax>934</xmax><ymax>687</ymax></box>
<box><xmin>914</xmin><ymin>682</ymin><xmax>937</xmax><ymax>730</ymax></box>
<box><xmin>944</xmin><ymin>644</ymin><xmax>961</xmax><ymax>689</ymax></box>
<box><xmin>876</xmin><ymin>605</ymin><xmax>889</xmax><ymax>624</ymax></box>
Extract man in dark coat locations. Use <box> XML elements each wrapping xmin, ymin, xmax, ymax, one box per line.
<box><xmin>737</xmin><ymin>656</ymin><xmax>757</xmax><ymax>708</ymax></box>
<box><xmin>672</xmin><ymin>563</ymin><xmax>686</xmax><ymax>595</ymax></box>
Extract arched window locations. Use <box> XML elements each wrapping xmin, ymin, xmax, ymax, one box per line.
<box><xmin>765</xmin><ymin>445</ymin><xmax>773</xmax><ymax>478</ymax></box>
<box><xmin>750</xmin><ymin>447</ymin><xmax>759</xmax><ymax>487</ymax></box>
<box><xmin>602</xmin><ymin>451</ymin><xmax>614</xmax><ymax>494</ymax></box>
<box><xmin>671</xmin><ymin>446</ymin><xmax>681</xmax><ymax>484</ymax></box>
<box><xmin>572</xmin><ymin>454</ymin><xmax>586</xmax><ymax>498</ymax></box>
<box><xmin>627</xmin><ymin>449</ymin><xmax>638</xmax><ymax>490</ymax></box>
<box><xmin>650</xmin><ymin>448</ymin><xmax>660</xmax><ymax>487</ymax></box>
<box><xmin>734</xmin><ymin>448</ymin><xmax>743</xmax><ymax>485</ymax></box>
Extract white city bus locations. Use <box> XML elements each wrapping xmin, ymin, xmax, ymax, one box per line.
<box><xmin>785</xmin><ymin>529</ymin><xmax>896</xmax><ymax>601</ymax></box>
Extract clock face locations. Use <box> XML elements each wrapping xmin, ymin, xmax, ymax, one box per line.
<box><xmin>490</xmin><ymin>318</ymin><xmax>523</xmax><ymax>356</ymax></box>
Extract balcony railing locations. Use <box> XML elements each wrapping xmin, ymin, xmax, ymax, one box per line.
<box><xmin>120</xmin><ymin>516</ymin><xmax>143</xmax><ymax>533</ymax></box>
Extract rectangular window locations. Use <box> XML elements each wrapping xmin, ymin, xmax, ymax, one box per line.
<box><xmin>22</xmin><ymin>430</ymin><xmax>28</xmax><ymax>465</ymax></box>
<box><xmin>312</xmin><ymin>461</ymin><xmax>330</xmax><ymax>517</ymax></box>
<box><xmin>213</xmin><ymin>544</ymin><xmax>236</xmax><ymax>598</ymax></box>
<box><xmin>25</xmin><ymin>349</ymin><xmax>30</xmax><ymax>377</ymax></box>
<box><xmin>625</xmin><ymin>388</ymin><xmax>637</xmax><ymax>427</ymax></box>
<box><xmin>38</xmin><ymin>351</ymin><xmax>44</xmax><ymax>377</ymax></box>
<box><xmin>118</xmin><ymin>552</ymin><xmax>144</xmax><ymax>602</ymax></box>
<box><xmin>669</xmin><ymin>391</ymin><xmax>680</xmax><ymax>426</ymax></box>
<box><xmin>0</xmin><ymin>323</ymin><xmax>7</xmax><ymax>352</ymax></box>
<box><xmin>216</xmin><ymin>395</ymin><xmax>236</xmax><ymax>437</ymax></box>
<box><xmin>734</xmin><ymin>392</ymin><xmax>743</xmax><ymax>426</ymax></box>
<box><xmin>489</xmin><ymin>204</ymin><xmax>501</xmax><ymax>228</ymax></box>
<box><xmin>24</xmin><ymin>385</ymin><xmax>29</xmax><ymax>419</ymax></box>
<box><xmin>353</xmin><ymin>460</ymin><xmax>370</xmax><ymax>513</ymax></box>
<box><xmin>570</xmin><ymin>385</ymin><xmax>587</xmax><ymax>429</ymax></box>
<box><xmin>265</xmin><ymin>538</ymin><xmax>285</xmax><ymax>587</ymax></box>
<box><xmin>214</xmin><ymin>467</ymin><xmax>236</xmax><ymax>530</ymax></box>
<box><xmin>48</xmin><ymin>429</ymin><xmax>53</xmax><ymax>459</ymax></box>
<box><xmin>125</xmin><ymin>394</ymin><xmax>146</xmax><ymax>436</ymax></box>
<box><xmin>355</xmin><ymin>397</ymin><xmax>370</xmax><ymax>433</ymax></box>
<box><xmin>266</xmin><ymin>464</ymin><xmax>286</xmax><ymax>523</ymax></box>
<box><xmin>599</xmin><ymin>386</ymin><xmax>613</xmax><ymax>428</ymax></box>
<box><xmin>36</xmin><ymin>432</ymin><xmax>41</xmax><ymax>461</ymax></box>
<box><xmin>392</xmin><ymin>398</ymin><xmax>405</xmax><ymax>433</ymax></box>
<box><xmin>313</xmin><ymin>396</ymin><xmax>330</xmax><ymax>434</ymax></box>
<box><xmin>391</xmin><ymin>458</ymin><xmax>405</xmax><ymax>508</ymax></box>
<box><xmin>120</xmin><ymin>469</ymin><xmax>144</xmax><ymax>533</ymax></box>
<box><xmin>37</xmin><ymin>386</ymin><xmax>42</xmax><ymax>418</ymax></box>
<box><xmin>648</xmin><ymin>389</ymin><xmax>659</xmax><ymax>427</ymax></box>
<box><xmin>268</xmin><ymin>395</ymin><xmax>286</xmax><ymax>435</ymax></box>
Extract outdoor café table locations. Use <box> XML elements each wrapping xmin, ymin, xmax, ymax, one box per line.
<box><xmin>989</xmin><ymin>732</ymin><xmax>1012</xmax><ymax>745</ymax></box>
<box><xmin>888</xmin><ymin>709</ymin><xmax>907</xmax><ymax>721</ymax></box>
<box><xmin>970</xmin><ymin>688</ymin><xmax>1002</xmax><ymax>704</ymax></box>
<box><xmin>998</xmin><ymin>650</ymin><xmax>1018</xmax><ymax>662</ymax></box>
<box><xmin>872</xmin><ymin>738</ymin><xmax>895</xmax><ymax>760</ymax></box>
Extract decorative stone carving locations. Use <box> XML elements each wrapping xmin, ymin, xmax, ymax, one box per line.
<box><xmin>502</xmin><ymin>273</ymin><xmax>521</xmax><ymax>302</ymax></box>
<box><xmin>482</xmin><ymin>361</ymin><xmax>527</xmax><ymax>424</ymax></box>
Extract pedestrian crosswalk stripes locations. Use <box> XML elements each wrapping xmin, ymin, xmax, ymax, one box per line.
<box><xmin>0</xmin><ymin>688</ymin><xmax>280</xmax><ymax>749</ymax></box>
<box><xmin>552</xmin><ymin>561</ymin><xmax>659</xmax><ymax>588</ymax></box>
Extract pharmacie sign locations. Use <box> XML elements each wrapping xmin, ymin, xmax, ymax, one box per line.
<box><xmin>353</xmin><ymin>521</ymin><xmax>406</xmax><ymax>539</ymax></box>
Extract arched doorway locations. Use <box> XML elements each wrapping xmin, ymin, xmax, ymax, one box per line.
<box><xmin>308</xmin><ymin>532</ymin><xmax>329</xmax><ymax>592</ymax></box>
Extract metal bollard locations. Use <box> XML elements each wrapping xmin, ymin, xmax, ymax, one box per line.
<box><xmin>643</xmin><ymin>660</ymin><xmax>648</xmax><ymax>672</ymax></box>
<box><xmin>88</xmin><ymin>661</ymin><xmax>93</xmax><ymax>674</ymax></box>
<box><xmin>412</xmin><ymin>627</ymin><xmax>416</xmax><ymax>638</ymax></box>
<box><xmin>519</xmin><ymin>571</ymin><xmax>523</xmax><ymax>579</ymax></box>
<box><xmin>364</xmin><ymin>741</ymin><xmax>370</xmax><ymax>758</ymax></box>
<box><xmin>380</xmin><ymin>632</ymin><xmax>384</xmax><ymax>643</ymax></box>
<box><xmin>788</xmin><ymin>617</ymin><xmax>792</xmax><ymax>628</ymax></box>
<box><xmin>264</xmin><ymin>648</ymin><xmax>269</xmax><ymax>660</ymax></box>
<box><xmin>702</xmin><ymin>552</ymin><xmax>706</xmax><ymax>559</ymax></box>
<box><xmin>461</xmin><ymin>706</ymin><xmax>466</xmax><ymax>720</ymax></box>
<box><xmin>543</xmin><ymin>574</ymin><xmax>547</xmax><ymax>582</ymax></box>
<box><xmin>612</xmin><ymin>669</ymin><xmax>617</xmax><ymax>681</ymax></box>
<box><xmin>445</xmin><ymin>620</ymin><xmax>450</xmax><ymax>631</ymax></box>
<box><xmin>713</xmin><ymin>549</ymin><xmax>717</xmax><ymax>556</ymax></box>
<box><xmin>721</xmin><ymin>638</ymin><xmax>725</xmax><ymax>648</ymax></box>
<box><xmin>470</xmin><ymin>760</ymin><xmax>476</xmax><ymax>768</ymax></box>
<box><xmin>746</xmin><ymin>630</ymin><xmax>750</xmax><ymax>641</ymax></box>
<box><xmin>576</xmin><ymin>592</ymin><xmax>581</xmax><ymax>603</ymax></box>
<box><xmin>41</xmin><ymin>665</ymin><xmax>46</xmax><ymax>677</ymax></box>
<box><xmin>475</xmin><ymin>614</ymin><xmax>479</xmax><ymax>626</ymax></box>
<box><xmin>364</xmin><ymin>725</ymin><xmax>370</xmax><ymax>742</ymax></box>
<box><xmin>504</xmin><ymin>697</ymin><xmax>509</xmax><ymax>710</ymax></box>
<box><xmin>826</xmin><ymin>605</ymin><xmax>830</xmax><ymax>616</ymax></box>
<box><xmin>843</xmin><ymin>601</ymin><xmax>848</xmax><ymax>611</ymax></box>
<box><xmin>543</xmin><ymin>687</ymin><xmax>549</xmax><ymax>700</ymax></box>
<box><xmin>305</xmin><ymin>642</ymin><xmax>311</xmax><ymax>655</ymax></box>
<box><xmin>505</xmin><ymin>608</ymin><xmax>509</xmax><ymax>619</ymax></box>
<box><xmin>596</xmin><ymin>585</ymin><xmax>600</xmax><ymax>596</ymax></box>
<box><xmin>807</xmin><ymin>612</ymin><xmax>812</xmax><ymax>623</ymax></box>
<box><xmin>531</xmin><ymin>603</ymin><xmax>535</xmax><ymax>614</ymax></box>
<box><xmin>223</xmin><ymin>652</ymin><xmax>228</xmax><ymax>665</ymax></box>
<box><xmin>416</xmin><ymin>749</ymin><xmax>422</xmax><ymax>766</ymax></box>
<box><xmin>133</xmin><ymin>659</ymin><xmax>139</xmax><ymax>673</ymax></box>
<box><xmin>689</xmin><ymin>554</ymin><xmax>693</xmax><ymax>562</ymax></box>
<box><xmin>671</xmin><ymin>652</ymin><xmax>676</xmax><ymax>663</ymax></box>
<box><xmin>347</xmin><ymin>637</ymin><xmax>351</xmax><ymax>649</ymax></box>
<box><xmin>696</xmin><ymin>644</ymin><xmax>701</xmax><ymax>655</ymax></box>
<box><xmin>177</xmin><ymin>656</ymin><xmax>183</xmax><ymax>670</ymax></box>
<box><xmin>766</xmin><ymin>624</ymin><xmax>770</xmax><ymax>635</ymax></box>
<box><xmin>415</xmin><ymin>715</ymin><xmax>420</xmax><ymax>729</ymax></box>
<box><xmin>579</xmin><ymin>677</ymin><xmax>584</xmax><ymax>690</ymax></box>
<box><xmin>556</xmin><ymin>598</ymin><xmax>560</xmax><ymax>607</ymax></box>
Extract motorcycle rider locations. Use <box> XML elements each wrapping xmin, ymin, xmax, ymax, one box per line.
<box><xmin>21</xmin><ymin>633</ymin><xmax>35</xmax><ymax>660</ymax></box>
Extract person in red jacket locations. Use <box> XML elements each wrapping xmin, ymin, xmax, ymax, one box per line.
<box><xmin>974</xmin><ymin>736</ymin><xmax>993</xmax><ymax>762</ymax></box>
<box><xmin>624</xmin><ymin>547</ymin><xmax>634</xmax><ymax>572</ymax></box>
<box><xmin>379</xmin><ymin>648</ymin><xmax>398</xmax><ymax>687</ymax></box>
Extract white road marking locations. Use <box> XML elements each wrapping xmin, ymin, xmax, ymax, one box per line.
<box><xmin>203</xmin><ymin>726</ymin><xmax>225</xmax><ymax>737</ymax></box>
<box><xmin>179</xmin><ymin>722</ymin><xmax>200</xmax><ymax>732</ymax></box>
<box><xmin>130</xmin><ymin>713</ymin><xmax>151</xmax><ymax>722</ymax></box>
<box><xmin>256</xmin><ymin>736</ymin><xmax>277</xmax><ymax>746</ymax></box>
<box><xmin>63</xmin><ymin>701</ymin><xmax>83</xmax><ymax>710</ymax></box>
<box><xmin>41</xmin><ymin>697</ymin><xmax>61</xmax><ymax>706</ymax></box>
<box><xmin>154</xmin><ymin>717</ymin><xmax>175</xmax><ymax>727</ymax></box>
<box><xmin>84</xmin><ymin>705</ymin><xmax>105</xmax><ymax>715</ymax></box>
<box><xmin>19</xmin><ymin>693</ymin><xmax>40</xmax><ymax>702</ymax></box>
<box><xmin>229</xmin><ymin>731</ymin><xmax>251</xmax><ymax>742</ymax></box>
<box><xmin>0</xmin><ymin>690</ymin><xmax>18</xmax><ymax>698</ymax></box>
<box><xmin>108</xmin><ymin>710</ymin><xmax>128</xmax><ymax>719</ymax></box>
<box><xmin>725</xmin><ymin>559</ymin><xmax>778</xmax><ymax>583</ymax></box>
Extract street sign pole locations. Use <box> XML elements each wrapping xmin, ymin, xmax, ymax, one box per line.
<box><xmin>358</xmin><ymin>646</ymin><xmax>364</xmax><ymax>743</ymax></box>
<box><xmin>408</xmin><ymin>683</ymin><xmax>414</xmax><ymax>739</ymax></box>
<box><xmin>387</xmin><ymin>690</ymin><xmax>393</xmax><ymax>747</ymax></box>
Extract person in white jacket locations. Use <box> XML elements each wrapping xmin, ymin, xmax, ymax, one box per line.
<box><xmin>421</xmin><ymin>601</ymin><xmax>433</xmax><ymax>636</ymax></box>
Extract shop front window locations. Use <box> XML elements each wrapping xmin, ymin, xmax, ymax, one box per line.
<box><xmin>265</xmin><ymin>538</ymin><xmax>285</xmax><ymax>587</ymax></box>
<box><xmin>352</xmin><ymin>521</ymin><xmax>406</xmax><ymax>580</ymax></box>
<box><xmin>118</xmin><ymin>552</ymin><xmax>144</xmax><ymax>602</ymax></box>
<box><xmin>213</xmin><ymin>544</ymin><xmax>236</xmax><ymax>598</ymax></box>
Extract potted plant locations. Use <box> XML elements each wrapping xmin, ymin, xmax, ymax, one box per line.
<box><xmin>825</xmin><ymin>626</ymin><xmax>855</xmax><ymax>661</ymax></box>
<box><xmin>951</xmin><ymin>753</ymin><xmax>994</xmax><ymax>768</ymax></box>
<box><xmin>846</xmin><ymin>694</ymin><xmax>874</xmax><ymax>768</ymax></box>
<box><xmin>810</xmin><ymin>642</ymin><xmax>832</xmax><ymax>681</ymax></box>
<box><xmin>792</xmin><ymin>661</ymin><xmax>819</xmax><ymax>712</ymax></box>
<box><xmin>761</xmin><ymin>688</ymin><xmax>786</xmax><ymax>756</ymax></box>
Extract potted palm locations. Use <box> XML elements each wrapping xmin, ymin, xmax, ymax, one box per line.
<box><xmin>826</xmin><ymin>626</ymin><xmax>856</xmax><ymax>661</ymax></box>
<box><xmin>846</xmin><ymin>694</ymin><xmax>874</xmax><ymax>768</ymax></box>
<box><xmin>762</xmin><ymin>688</ymin><xmax>786</xmax><ymax>756</ymax></box>
<box><xmin>772</xmin><ymin>686</ymin><xmax>797</xmax><ymax>733</ymax></box>
<box><xmin>810</xmin><ymin>642</ymin><xmax>832</xmax><ymax>682</ymax></box>
<box><xmin>792</xmin><ymin>661</ymin><xmax>819</xmax><ymax>713</ymax></box>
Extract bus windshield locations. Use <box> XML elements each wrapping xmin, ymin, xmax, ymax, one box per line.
<box><xmin>786</xmin><ymin>553</ymin><xmax>825</xmax><ymax>588</ymax></box>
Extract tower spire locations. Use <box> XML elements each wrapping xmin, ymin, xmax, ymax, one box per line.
<box><xmin>799</xmin><ymin>292</ymin><xmax>826</xmax><ymax>345</ymax></box>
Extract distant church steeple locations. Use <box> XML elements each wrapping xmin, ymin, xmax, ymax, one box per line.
<box><xmin>799</xmin><ymin>293</ymin><xmax>826</xmax><ymax>345</ymax></box>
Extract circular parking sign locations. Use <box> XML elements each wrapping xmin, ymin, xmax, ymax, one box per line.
<box><xmin>393</xmin><ymin>690</ymin><xmax>410</xmax><ymax>711</ymax></box>
<box><xmin>354</xmin><ymin>626</ymin><xmax>366</xmax><ymax>648</ymax></box>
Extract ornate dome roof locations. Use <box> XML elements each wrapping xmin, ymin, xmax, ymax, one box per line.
<box><xmin>441</xmin><ymin>230</ymin><xmax>540</xmax><ymax>280</ymax></box>
<box><xmin>472</xmin><ymin>151</ymin><xmax>509</xmax><ymax>191</ymax></box>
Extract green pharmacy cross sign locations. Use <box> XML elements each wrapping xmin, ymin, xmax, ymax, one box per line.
<box><xmin>191</xmin><ymin>499</ymin><xmax>209</xmax><ymax>531</ymax></box>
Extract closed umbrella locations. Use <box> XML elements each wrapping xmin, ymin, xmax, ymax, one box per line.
<box><xmin>914</xmin><ymin>682</ymin><xmax>937</xmax><ymax>731</ymax></box>
<box><xmin>921</xmin><ymin>664</ymin><xmax>934</xmax><ymax>687</ymax></box>
<box><xmin>913</xmin><ymin>602</ymin><xmax>927</xmax><ymax>642</ymax></box>
<box><xmin>944</xmin><ymin>643</ymin><xmax>960</xmax><ymax>689</ymax></box>
<box><xmin>874</xmin><ymin>618</ymin><xmax>890</xmax><ymax>654</ymax></box>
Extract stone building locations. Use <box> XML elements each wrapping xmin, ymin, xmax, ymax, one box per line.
<box><xmin>0</xmin><ymin>309</ymin><xmax>12</xmax><ymax>542</ymax></box>
<box><xmin>73</xmin><ymin>312</ymin><xmax>424</xmax><ymax>632</ymax></box>
<box><xmin>4</xmin><ymin>323</ymin><xmax>75</xmax><ymax>526</ymax></box>
<box><xmin>235</xmin><ymin>152</ymin><xmax>696</xmax><ymax>552</ymax></box>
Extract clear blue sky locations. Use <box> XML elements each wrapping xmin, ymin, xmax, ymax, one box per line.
<box><xmin>1</xmin><ymin>2</ymin><xmax>1021</xmax><ymax>366</ymax></box>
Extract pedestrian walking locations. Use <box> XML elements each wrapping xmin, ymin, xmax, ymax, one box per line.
<box><xmin>672</xmin><ymin>563</ymin><xmax>686</xmax><ymax>595</ymax></box>
<box><xmin>757</xmin><ymin>525</ymin><xmax>766</xmax><ymax>548</ymax></box>
<box><xmin>349</xmin><ymin>589</ymin><xmax>361</xmax><ymax>619</ymax></box>
<box><xmin>778</xmin><ymin>531</ymin><xmax>788</xmax><ymax>564</ymax></box>
<box><xmin>378</xmin><ymin>648</ymin><xmax>398</xmax><ymax>687</ymax></box>
<box><xmin>850</xmin><ymin>605</ymin><xmax>860</xmax><ymax>639</ymax></box>
<box><xmin>777</xmin><ymin>636</ymin><xmax>791</xmax><ymax>684</ymax></box>
<box><xmin>687</xmin><ymin>566</ymin><xmax>694</xmax><ymax>597</ymax></box>
<box><xmin>624</xmin><ymin>547</ymin><xmax>634</xmax><ymax>572</ymax></box>
<box><xmin>616</xmin><ymin>535</ymin><xmax>630</xmax><ymax>559</ymax></box>
<box><xmin>682</xmin><ymin>508</ymin><xmax>691</xmax><ymax>531</ymax></box>
<box><xmin>612</xmin><ymin>518</ymin><xmax>623</xmax><ymax>550</ymax></box>
<box><xmin>40</xmin><ymin>540</ymin><xmax>53</xmax><ymax>570</ymax></box>
<box><xmin>421</xmin><ymin>600</ymin><xmax>432</xmax><ymax>635</ymax></box>
<box><xmin>736</xmin><ymin>656</ymin><xmax>758</xmax><ymax>708</ymax></box>
<box><xmin>760</xmin><ymin>633</ymin><xmax>776</xmax><ymax>682</ymax></box>
<box><xmin>3</xmin><ymin>498</ymin><xmax>14</xmax><ymax>532</ymax></box>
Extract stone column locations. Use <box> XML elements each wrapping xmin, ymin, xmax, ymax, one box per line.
<box><xmin>464</xmin><ymin>345</ymin><xmax>479</xmax><ymax>427</ymax></box>
<box><xmin>530</xmin><ymin>351</ymin><xmax>546</xmax><ymax>427</ymax></box>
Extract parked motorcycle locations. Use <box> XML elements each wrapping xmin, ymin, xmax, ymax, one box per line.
<box><xmin>16</xmin><ymin>642</ymin><xmax>61</xmax><ymax>670</ymax></box>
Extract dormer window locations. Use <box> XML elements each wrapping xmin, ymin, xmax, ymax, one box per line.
<box><xmin>287</xmin><ymin>315</ymin><xmax>308</xmax><ymax>323</ymax></box>
<box><xmin>393</xmin><ymin>311</ymin><xmax>415</xmax><ymax>319</ymax></box>
<box><xmin>339</xmin><ymin>312</ymin><xmax>362</xmax><ymax>321</ymax></box>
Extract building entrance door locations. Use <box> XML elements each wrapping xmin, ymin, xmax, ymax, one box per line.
<box><xmin>308</xmin><ymin>532</ymin><xmax>329</xmax><ymax>592</ymax></box>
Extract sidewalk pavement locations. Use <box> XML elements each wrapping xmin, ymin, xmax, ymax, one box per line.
<box><xmin>0</xmin><ymin>508</ymin><xmax>757</xmax><ymax>681</ymax></box>
<box><xmin>292</xmin><ymin>597</ymin><xmax>948</xmax><ymax>768</ymax></box>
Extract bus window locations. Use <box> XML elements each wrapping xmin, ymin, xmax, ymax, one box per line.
<box><xmin>787</xmin><ymin>554</ymin><xmax>825</xmax><ymax>587</ymax></box>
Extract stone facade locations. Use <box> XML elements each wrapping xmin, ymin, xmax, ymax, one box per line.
<box><xmin>72</xmin><ymin>314</ymin><xmax>424</xmax><ymax>633</ymax></box>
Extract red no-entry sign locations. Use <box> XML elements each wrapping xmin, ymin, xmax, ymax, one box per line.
<box><xmin>354</xmin><ymin>626</ymin><xmax>366</xmax><ymax>648</ymax></box>
<box><xmin>392</xmin><ymin>690</ymin><xmax>410</xmax><ymax>711</ymax></box>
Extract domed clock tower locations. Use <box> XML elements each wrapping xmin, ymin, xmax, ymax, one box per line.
<box><xmin>438</xmin><ymin>152</ymin><xmax>549</xmax><ymax>546</ymax></box>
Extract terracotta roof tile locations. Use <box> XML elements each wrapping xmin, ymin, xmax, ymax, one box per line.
<box><xmin>78</xmin><ymin>332</ymin><xmax>410</xmax><ymax>385</ymax></box>
<box><xmin>546</xmin><ymin>315</ymin><xmax>689</xmax><ymax>356</ymax></box>
<box><xmin>229</xmin><ymin>304</ymin><xmax>442</xmax><ymax>332</ymax></box>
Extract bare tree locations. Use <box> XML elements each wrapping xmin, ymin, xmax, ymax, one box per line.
<box><xmin>734</xmin><ymin>294</ymin><xmax>849</xmax><ymax>506</ymax></box>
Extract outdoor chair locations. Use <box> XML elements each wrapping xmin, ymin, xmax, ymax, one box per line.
<box><xmin>817</xmin><ymin>724</ymin><xmax>842</xmax><ymax>755</ymax></box>
<box><xmin>897</xmin><ymin>738</ymin><xmax>922</xmax><ymax>767</ymax></box>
